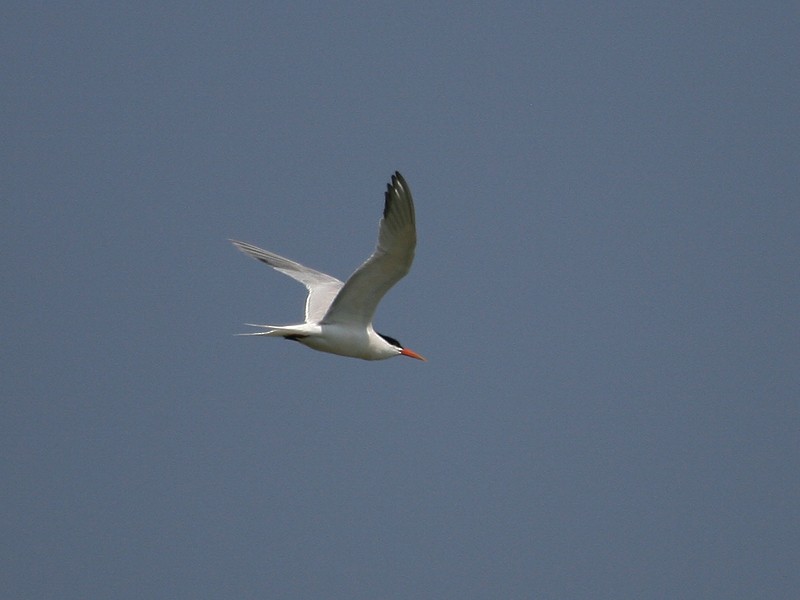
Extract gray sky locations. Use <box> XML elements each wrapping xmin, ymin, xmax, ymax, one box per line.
<box><xmin>3</xmin><ymin>3</ymin><xmax>798</xmax><ymax>599</ymax></box>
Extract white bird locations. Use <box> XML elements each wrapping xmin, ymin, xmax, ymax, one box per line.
<box><xmin>231</xmin><ymin>171</ymin><xmax>426</xmax><ymax>362</ymax></box>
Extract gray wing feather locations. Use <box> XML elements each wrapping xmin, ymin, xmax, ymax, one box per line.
<box><xmin>321</xmin><ymin>171</ymin><xmax>416</xmax><ymax>326</ymax></box>
<box><xmin>230</xmin><ymin>240</ymin><xmax>344</xmax><ymax>322</ymax></box>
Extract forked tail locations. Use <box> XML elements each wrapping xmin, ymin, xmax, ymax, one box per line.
<box><xmin>235</xmin><ymin>324</ymin><xmax>308</xmax><ymax>338</ymax></box>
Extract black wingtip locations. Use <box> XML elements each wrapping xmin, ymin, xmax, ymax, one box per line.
<box><xmin>384</xmin><ymin>171</ymin><xmax>407</xmax><ymax>218</ymax></box>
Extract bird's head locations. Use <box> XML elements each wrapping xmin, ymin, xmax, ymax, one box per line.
<box><xmin>378</xmin><ymin>332</ymin><xmax>427</xmax><ymax>361</ymax></box>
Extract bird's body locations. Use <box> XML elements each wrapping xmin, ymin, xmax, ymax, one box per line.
<box><xmin>231</xmin><ymin>171</ymin><xmax>425</xmax><ymax>362</ymax></box>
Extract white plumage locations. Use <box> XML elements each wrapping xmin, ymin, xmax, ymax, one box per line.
<box><xmin>231</xmin><ymin>171</ymin><xmax>425</xmax><ymax>361</ymax></box>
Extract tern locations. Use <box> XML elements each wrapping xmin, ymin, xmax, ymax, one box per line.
<box><xmin>231</xmin><ymin>171</ymin><xmax>426</xmax><ymax>362</ymax></box>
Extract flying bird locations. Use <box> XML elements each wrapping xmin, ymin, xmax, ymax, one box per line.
<box><xmin>231</xmin><ymin>171</ymin><xmax>425</xmax><ymax>362</ymax></box>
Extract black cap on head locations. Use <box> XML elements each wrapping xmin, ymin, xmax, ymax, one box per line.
<box><xmin>377</xmin><ymin>332</ymin><xmax>403</xmax><ymax>349</ymax></box>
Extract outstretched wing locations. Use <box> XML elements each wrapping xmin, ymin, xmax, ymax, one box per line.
<box><xmin>321</xmin><ymin>171</ymin><xmax>416</xmax><ymax>327</ymax></box>
<box><xmin>230</xmin><ymin>240</ymin><xmax>344</xmax><ymax>323</ymax></box>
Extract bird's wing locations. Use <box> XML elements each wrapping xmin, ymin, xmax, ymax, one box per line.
<box><xmin>321</xmin><ymin>171</ymin><xmax>416</xmax><ymax>327</ymax></box>
<box><xmin>230</xmin><ymin>240</ymin><xmax>344</xmax><ymax>323</ymax></box>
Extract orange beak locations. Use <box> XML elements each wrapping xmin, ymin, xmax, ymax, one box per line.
<box><xmin>400</xmin><ymin>348</ymin><xmax>427</xmax><ymax>361</ymax></box>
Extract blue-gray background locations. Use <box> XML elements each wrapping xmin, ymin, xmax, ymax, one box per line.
<box><xmin>3</xmin><ymin>3</ymin><xmax>798</xmax><ymax>599</ymax></box>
